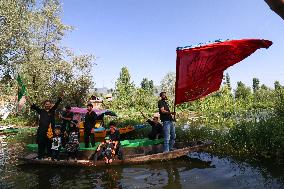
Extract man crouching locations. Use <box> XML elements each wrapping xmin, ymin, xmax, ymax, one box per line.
<box><xmin>94</xmin><ymin>136</ymin><xmax>115</xmax><ymax>164</ymax></box>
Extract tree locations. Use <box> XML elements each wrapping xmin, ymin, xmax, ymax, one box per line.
<box><xmin>225</xmin><ymin>73</ymin><xmax>231</xmax><ymax>90</ymax></box>
<box><xmin>252</xmin><ymin>78</ymin><xmax>260</xmax><ymax>93</ymax></box>
<box><xmin>113</xmin><ymin>67</ymin><xmax>135</xmax><ymax>108</ymax></box>
<box><xmin>141</xmin><ymin>78</ymin><xmax>154</xmax><ymax>94</ymax></box>
<box><xmin>0</xmin><ymin>0</ymin><xmax>95</xmax><ymax>108</ymax></box>
<box><xmin>160</xmin><ymin>72</ymin><xmax>176</xmax><ymax>101</ymax></box>
<box><xmin>274</xmin><ymin>81</ymin><xmax>282</xmax><ymax>90</ymax></box>
<box><xmin>0</xmin><ymin>0</ymin><xmax>33</xmax><ymax>77</ymax></box>
<box><xmin>260</xmin><ymin>84</ymin><xmax>269</xmax><ymax>90</ymax></box>
<box><xmin>234</xmin><ymin>81</ymin><xmax>251</xmax><ymax>99</ymax></box>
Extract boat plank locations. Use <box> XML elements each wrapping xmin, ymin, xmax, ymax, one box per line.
<box><xmin>20</xmin><ymin>141</ymin><xmax>212</xmax><ymax>167</ymax></box>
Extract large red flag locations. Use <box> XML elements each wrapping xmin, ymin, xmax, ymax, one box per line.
<box><xmin>175</xmin><ymin>39</ymin><xmax>272</xmax><ymax>105</ymax></box>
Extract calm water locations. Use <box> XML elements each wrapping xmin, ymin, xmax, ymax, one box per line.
<box><xmin>0</xmin><ymin>131</ymin><xmax>284</xmax><ymax>189</ymax></box>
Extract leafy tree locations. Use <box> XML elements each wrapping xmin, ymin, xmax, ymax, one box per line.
<box><xmin>0</xmin><ymin>0</ymin><xmax>32</xmax><ymax>77</ymax></box>
<box><xmin>140</xmin><ymin>78</ymin><xmax>154</xmax><ymax>94</ymax></box>
<box><xmin>252</xmin><ymin>78</ymin><xmax>260</xmax><ymax>93</ymax></box>
<box><xmin>0</xmin><ymin>0</ymin><xmax>95</xmax><ymax>108</ymax></box>
<box><xmin>225</xmin><ymin>73</ymin><xmax>231</xmax><ymax>90</ymax></box>
<box><xmin>274</xmin><ymin>81</ymin><xmax>282</xmax><ymax>90</ymax></box>
<box><xmin>260</xmin><ymin>84</ymin><xmax>269</xmax><ymax>90</ymax></box>
<box><xmin>234</xmin><ymin>81</ymin><xmax>251</xmax><ymax>99</ymax></box>
<box><xmin>113</xmin><ymin>67</ymin><xmax>135</xmax><ymax>109</ymax></box>
<box><xmin>160</xmin><ymin>72</ymin><xmax>176</xmax><ymax>101</ymax></box>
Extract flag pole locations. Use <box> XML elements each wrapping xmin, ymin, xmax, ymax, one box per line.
<box><xmin>174</xmin><ymin>47</ymin><xmax>179</xmax><ymax>121</ymax></box>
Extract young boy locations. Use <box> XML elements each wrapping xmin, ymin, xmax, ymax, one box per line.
<box><xmin>51</xmin><ymin>126</ymin><xmax>61</xmax><ymax>161</ymax></box>
<box><xmin>65</xmin><ymin>120</ymin><xmax>80</xmax><ymax>161</ymax></box>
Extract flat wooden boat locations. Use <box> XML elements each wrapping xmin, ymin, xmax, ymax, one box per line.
<box><xmin>20</xmin><ymin>140</ymin><xmax>212</xmax><ymax>167</ymax></box>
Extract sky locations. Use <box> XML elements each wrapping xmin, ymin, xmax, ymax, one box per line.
<box><xmin>61</xmin><ymin>0</ymin><xmax>284</xmax><ymax>90</ymax></box>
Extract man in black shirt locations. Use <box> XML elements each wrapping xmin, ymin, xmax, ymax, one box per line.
<box><xmin>158</xmin><ymin>92</ymin><xmax>176</xmax><ymax>152</ymax></box>
<box><xmin>84</xmin><ymin>103</ymin><xmax>97</xmax><ymax>148</ymax></box>
<box><xmin>140</xmin><ymin>111</ymin><xmax>163</xmax><ymax>140</ymax></box>
<box><xmin>26</xmin><ymin>94</ymin><xmax>63</xmax><ymax>159</ymax></box>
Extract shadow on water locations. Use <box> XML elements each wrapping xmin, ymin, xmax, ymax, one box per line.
<box><xmin>1</xmin><ymin>130</ymin><xmax>284</xmax><ymax>189</ymax></box>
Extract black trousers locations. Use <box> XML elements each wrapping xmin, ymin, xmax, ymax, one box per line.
<box><xmin>38</xmin><ymin>137</ymin><xmax>52</xmax><ymax>159</ymax></box>
<box><xmin>68</xmin><ymin>151</ymin><xmax>78</xmax><ymax>159</ymax></box>
<box><xmin>94</xmin><ymin>145</ymin><xmax>124</xmax><ymax>161</ymax></box>
<box><xmin>51</xmin><ymin>149</ymin><xmax>60</xmax><ymax>160</ymax></box>
<box><xmin>84</xmin><ymin>128</ymin><xmax>95</xmax><ymax>148</ymax></box>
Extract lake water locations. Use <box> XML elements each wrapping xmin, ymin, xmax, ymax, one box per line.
<box><xmin>0</xmin><ymin>131</ymin><xmax>283</xmax><ymax>189</ymax></box>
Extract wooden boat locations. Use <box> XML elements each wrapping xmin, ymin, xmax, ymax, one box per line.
<box><xmin>20</xmin><ymin>140</ymin><xmax>212</xmax><ymax>167</ymax></box>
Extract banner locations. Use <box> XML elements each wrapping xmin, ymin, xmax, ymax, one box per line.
<box><xmin>175</xmin><ymin>39</ymin><xmax>272</xmax><ymax>105</ymax></box>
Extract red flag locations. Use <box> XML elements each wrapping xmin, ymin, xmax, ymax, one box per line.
<box><xmin>175</xmin><ymin>39</ymin><xmax>272</xmax><ymax>105</ymax></box>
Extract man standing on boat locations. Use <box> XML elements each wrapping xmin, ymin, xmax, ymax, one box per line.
<box><xmin>158</xmin><ymin>92</ymin><xmax>176</xmax><ymax>152</ymax></box>
<box><xmin>84</xmin><ymin>103</ymin><xmax>97</xmax><ymax>148</ymax></box>
<box><xmin>26</xmin><ymin>92</ymin><xmax>63</xmax><ymax>159</ymax></box>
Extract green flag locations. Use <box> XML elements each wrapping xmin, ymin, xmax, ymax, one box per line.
<box><xmin>16</xmin><ymin>75</ymin><xmax>26</xmax><ymax>102</ymax></box>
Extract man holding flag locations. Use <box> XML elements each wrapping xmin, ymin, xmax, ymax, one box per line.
<box><xmin>158</xmin><ymin>92</ymin><xmax>176</xmax><ymax>152</ymax></box>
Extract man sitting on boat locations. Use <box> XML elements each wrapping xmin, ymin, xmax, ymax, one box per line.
<box><xmin>93</xmin><ymin>136</ymin><xmax>115</xmax><ymax>164</ymax></box>
<box><xmin>109</xmin><ymin>121</ymin><xmax>124</xmax><ymax>160</ymax></box>
<box><xmin>140</xmin><ymin>111</ymin><xmax>163</xmax><ymax>140</ymax></box>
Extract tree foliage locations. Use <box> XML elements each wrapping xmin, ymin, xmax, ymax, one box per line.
<box><xmin>140</xmin><ymin>78</ymin><xmax>154</xmax><ymax>94</ymax></box>
<box><xmin>252</xmin><ymin>78</ymin><xmax>260</xmax><ymax>93</ymax></box>
<box><xmin>0</xmin><ymin>0</ymin><xmax>95</xmax><ymax>107</ymax></box>
<box><xmin>234</xmin><ymin>81</ymin><xmax>251</xmax><ymax>99</ymax></box>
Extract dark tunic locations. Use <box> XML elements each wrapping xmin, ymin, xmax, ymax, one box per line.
<box><xmin>84</xmin><ymin>111</ymin><xmax>97</xmax><ymax>130</ymax></box>
<box><xmin>31</xmin><ymin>97</ymin><xmax>62</xmax><ymax>141</ymax></box>
<box><xmin>109</xmin><ymin>130</ymin><xmax>120</xmax><ymax>142</ymax></box>
<box><xmin>158</xmin><ymin>99</ymin><xmax>173</xmax><ymax>122</ymax></box>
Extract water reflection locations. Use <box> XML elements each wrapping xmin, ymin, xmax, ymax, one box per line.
<box><xmin>1</xmin><ymin>133</ymin><xmax>284</xmax><ymax>189</ymax></box>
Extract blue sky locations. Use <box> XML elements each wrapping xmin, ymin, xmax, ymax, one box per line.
<box><xmin>61</xmin><ymin>0</ymin><xmax>284</xmax><ymax>89</ymax></box>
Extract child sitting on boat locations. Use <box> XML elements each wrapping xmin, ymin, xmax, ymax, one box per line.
<box><xmin>51</xmin><ymin>126</ymin><xmax>62</xmax><ymax>161</ymax></box>
<box><xmin>65</xmin><ymin>120</ymin><xmax>80</xmax><ymax>161</ymax></box>
<box><xmin>94</xmin><ymin>136</ymin><xmax>115</xmax><ymax>164</ymax></box>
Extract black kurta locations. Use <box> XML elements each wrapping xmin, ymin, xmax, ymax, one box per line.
<box><xmin>31</xmin><ymin>97</ymin><xmax>62</xmax><ymax>141</ymax></box>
